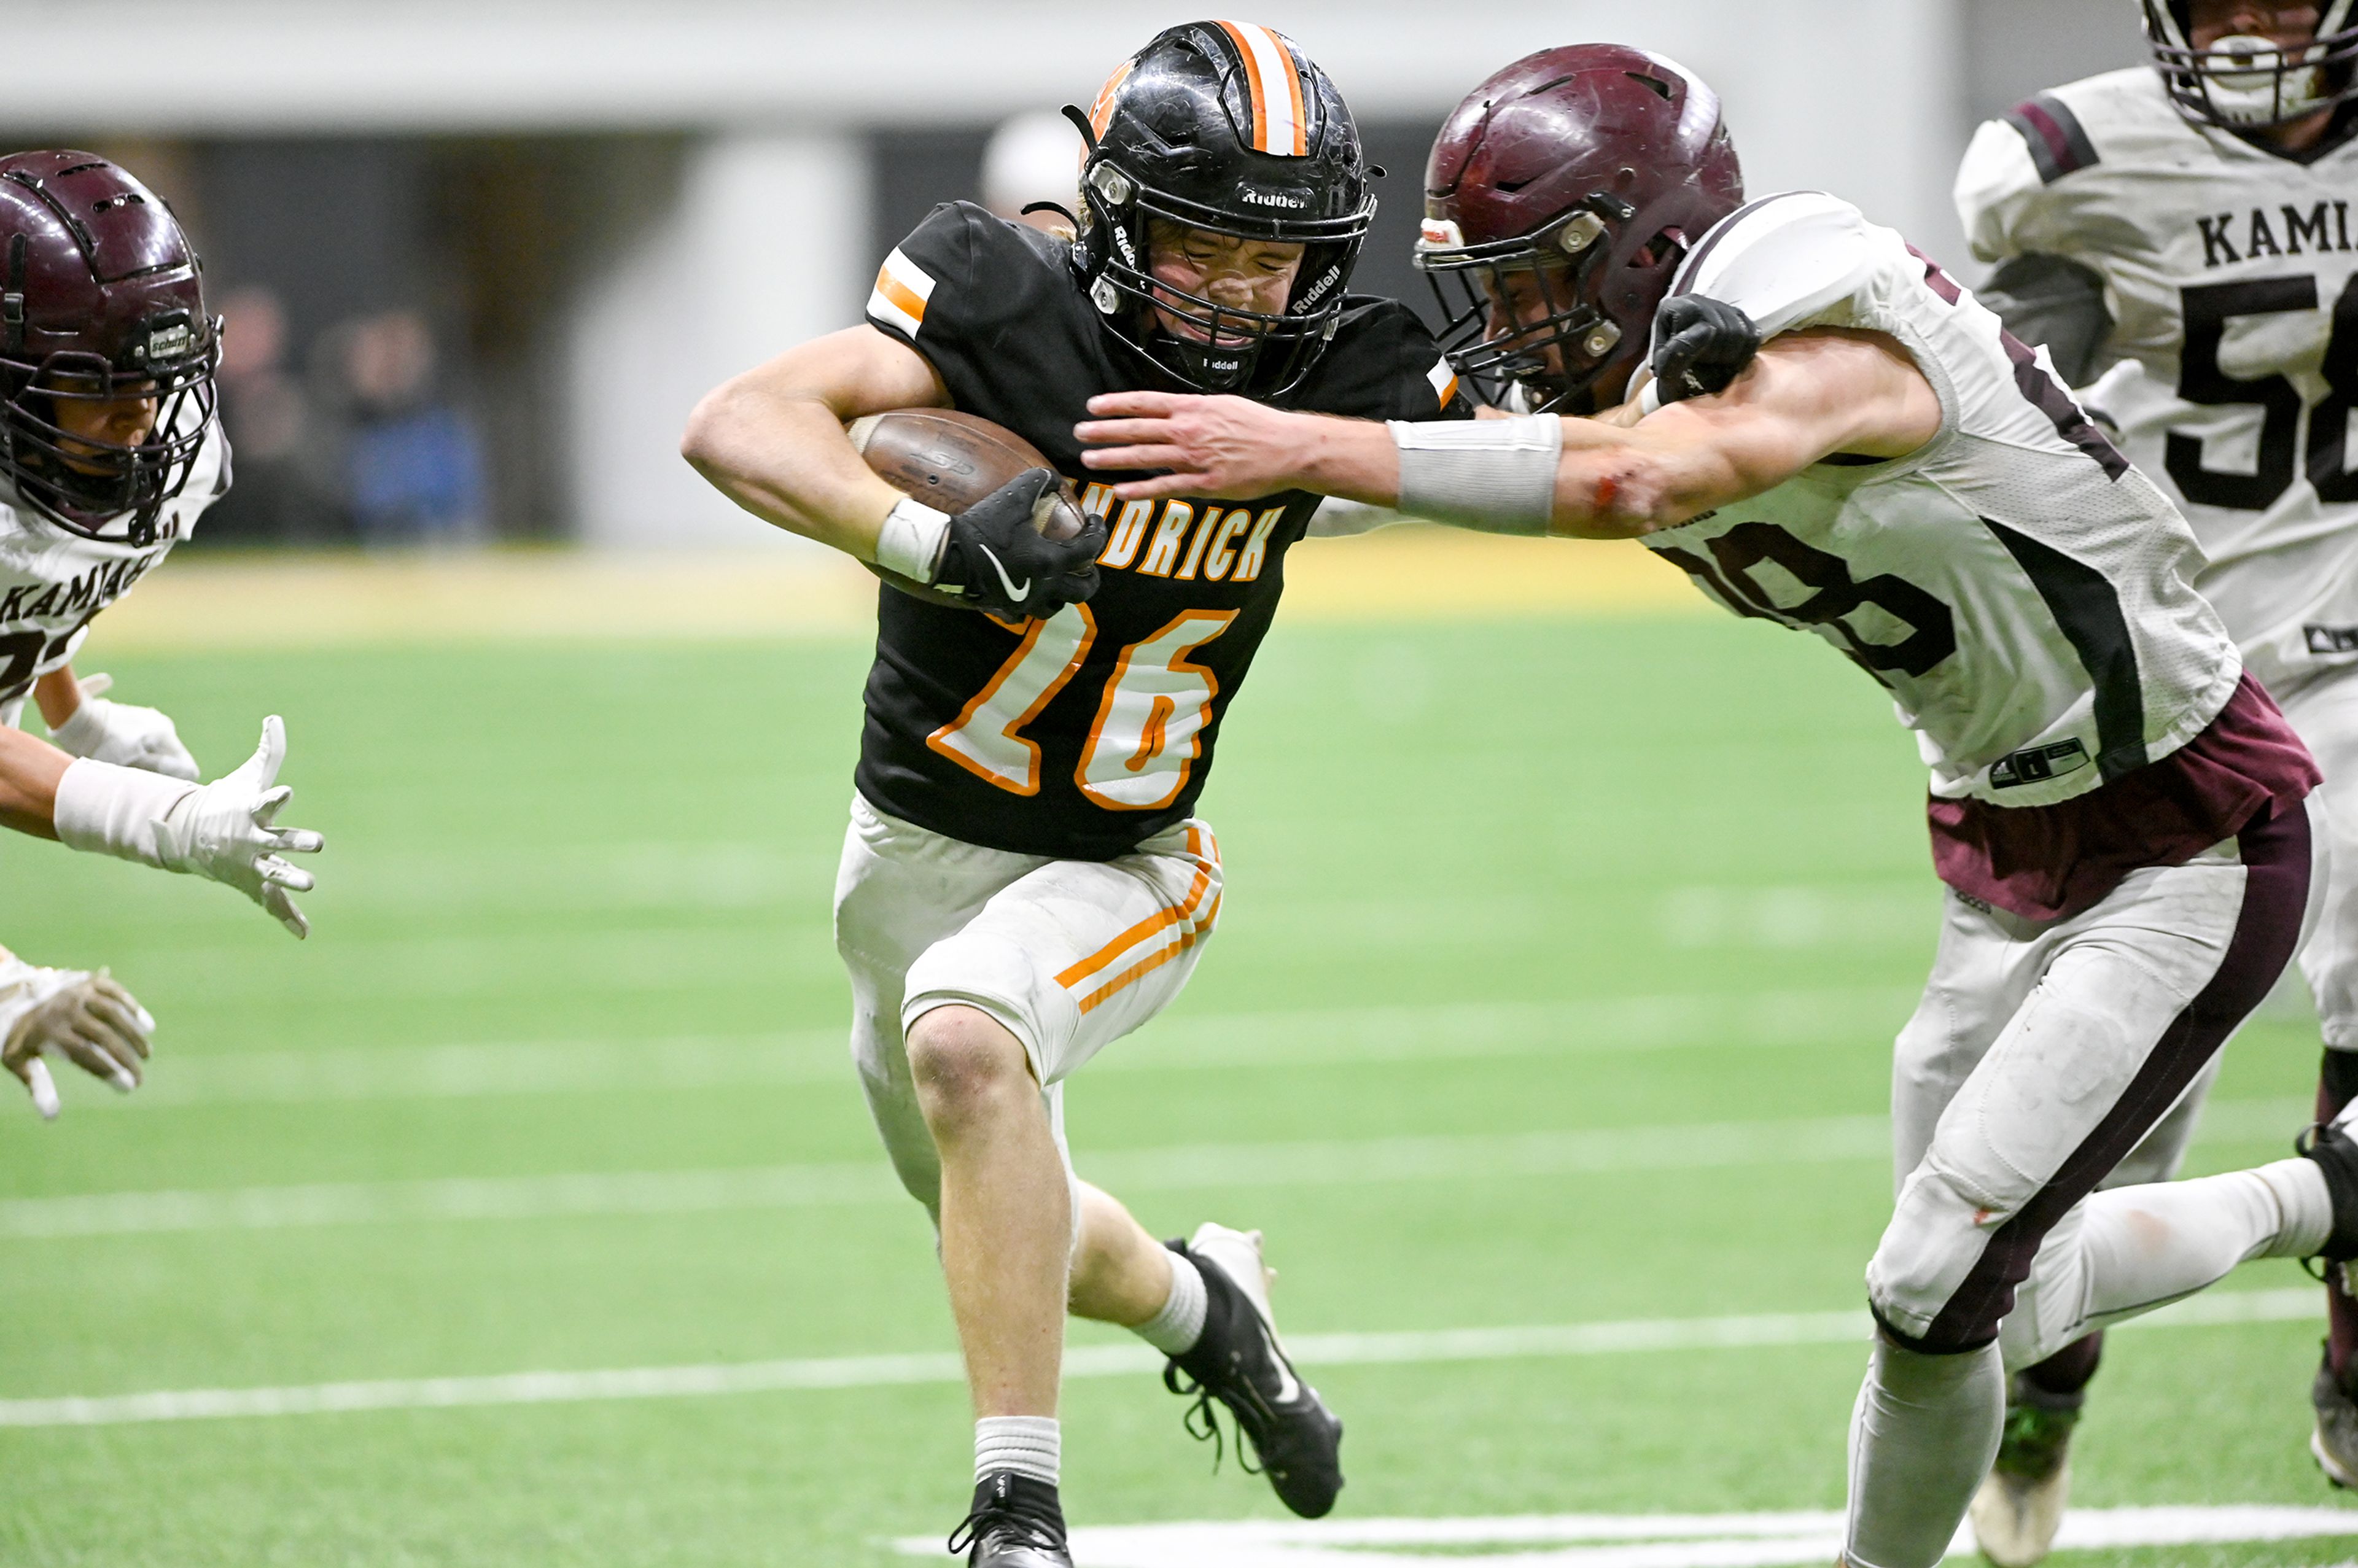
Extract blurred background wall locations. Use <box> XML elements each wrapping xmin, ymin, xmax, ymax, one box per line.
<box><xmin>0</xmin><ymin>0</ymin><xmax>2146</xmax><ymax>551</ymax></box>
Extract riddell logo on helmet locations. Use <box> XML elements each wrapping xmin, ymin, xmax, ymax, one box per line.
<box><xmin>1291</xmin><ymin>265</ymin><xmax>1342</xmax><ymax>311</ymax></box>
<box><xmin>1237</xmin><ymin>187</ymin><xmax>1309</xmax><ymax>209</ymax></box>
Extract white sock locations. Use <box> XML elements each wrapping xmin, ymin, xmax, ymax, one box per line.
<box><xmin>1131</xmin><ymin>1249</ymin><xmax>1208</xmax><ymax>1356</ymax></box>
<box><xmin>975</xmin><ymin>1416</ymin><xmax>1059</xmax><ymax>1487</ymax></box>
<box><xmin>1999</xmin><ymin>1161</ymin><xmax>2333</xmax><ymax>1371</ymax></box>
<box><xmin>1845</xmin><ymin>1337</ymin><xmax>2006</xmax><ymax>1568</ymax></box>
<box><xmin>2251</xmin><ymin>1157</ymin><xmax>2334</xmax><ymax>1259</ymax></box>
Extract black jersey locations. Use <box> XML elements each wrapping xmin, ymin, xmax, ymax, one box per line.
<box><xmin>856</xmin><ymin>201</ymin><xmax>1467</xmax><ymax>860</ymax></box>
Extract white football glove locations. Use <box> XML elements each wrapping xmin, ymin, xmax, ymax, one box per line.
<box><xmin>53</xmin><ymin>716</ymin><xmax>325</xmax><ymax>939</ymax></box>
<box><xmin>154</xmin><ymin>718</ymin><xmax>324</xmax><ymax>939</ymax></box>
<box><xmin>47</xmin><ymin>673</ymin><xmax>200</xmax><ymax>780</ymax></box>
<box><xmin>0</xmin><ymin>963</ymin><xmax>154</xmax><ymax>1120</ymax></box>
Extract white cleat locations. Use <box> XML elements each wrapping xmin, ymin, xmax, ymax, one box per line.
<box><xmin>2312</xmin><ymin>1352</ymin><xmax>2358</xmax><ymax>1488</ymax></box>
<box><xmin>1969</xmin><ymin>1456</ymin><xmax>2070</xmax><ymax>1567</ymax></box>
<box><xmin>1969</xmin><ymin>1379</ymin><xmax>2080</xmax><ymax>1568</ymax></box>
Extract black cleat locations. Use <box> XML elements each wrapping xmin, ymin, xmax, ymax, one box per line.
<box><xmin>2300</xmin><ymin>1115</ymin><xmax>2358</xmax><ymax>1262</ymax></box>
<box><xmin>945</xmin><ymin>1473</ymin><xmax>1070</xmax><ymax>1568</ymax></box>
<box><xmin>1162</xmin><ymin>1222</ymin><xmax>1344</xmax><ymax>1518</ymax></box>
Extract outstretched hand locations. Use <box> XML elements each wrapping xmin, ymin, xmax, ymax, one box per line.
<box><xmin>155</xmin><ymin>716</ymin><xmax>325</xmax><ymax>939</ymax></box>
<box><xmin>1076</xmin><ymin>392</ymin><xmax>1326</xmax><ymax>502</ymax></box>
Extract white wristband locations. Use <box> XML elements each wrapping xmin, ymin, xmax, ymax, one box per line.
<box><xmin>1388</xmin><ymin>414</ymin><xmax>1565</xmax><ymax>535</ymax></box>
<box><xmin>874</xmin><ymin>497</ymin><xmax>953</xmax><ymax>584</ymax></box>
<box><xmin>52</xmin><ymin>758</ymin><xmax>196</xmax><ymax>869</ymax></box>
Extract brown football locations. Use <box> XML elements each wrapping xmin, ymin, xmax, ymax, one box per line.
<box><xmin>848</xmin><ymin>408</ymin><xmax>1089</xmax><ymax>609</ymax></box>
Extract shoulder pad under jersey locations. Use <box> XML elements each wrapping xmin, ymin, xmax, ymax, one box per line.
<box><xmin>1668</xmin><ymin>190</ymin><xmax>1881</xmax><ymax>342</ymax></box>
<box><xmin>1956</xmin><ymin>69</ymin><xmax>2189</xmax><ymax>263</ymax></box>
<box><xmin>866</xmin><ymin>201</ymin><xmax>1069</xmax><ymax>351</ymax></box>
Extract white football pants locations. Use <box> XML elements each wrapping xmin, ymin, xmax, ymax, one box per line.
<box><xmin>831</xmin><ymin>792</ymin><xmax>1220</xmax><ymax>1229</ymax></box>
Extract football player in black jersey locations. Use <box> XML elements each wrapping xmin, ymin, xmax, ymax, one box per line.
<box><xmin>681</xmin><ymin>22</ymin><xmax>1466</xmax><ymax>1566</ymax></box>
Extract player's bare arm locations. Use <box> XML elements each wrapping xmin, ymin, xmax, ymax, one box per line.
<box><xmin>684</xmin><ymin>326</ymin><xmax>1103</xmax><ymax>619</ymax></box>
<box><xmin>32</xmin><ymin>666</ymin><xmax>80</xmax><ymax>729</ymax></box>
<box><xmin>680</xmin><ymin>325</ymin><xmax>949</xmax><ymax>561</ymax></box>
<box><xmin>0</xmin><ymin>724</ymin><xmax>69</xmax><ymax>839</ymax></box>
<box><xmin>1076</xmin><ymin>325</ymin><xmax>1942</xmax><ymax>537</ymax></box>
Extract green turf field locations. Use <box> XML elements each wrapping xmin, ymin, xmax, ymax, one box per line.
<box><xmin>0</xmin><ymin>607</ymin><xmax>2351</xmax><ymax>1567</ymax></box>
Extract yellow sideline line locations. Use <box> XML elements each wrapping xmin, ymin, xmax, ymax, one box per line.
<box><xmin>82</xmin><ymin>530</ymin><xmax>1701</xmax><ymax>653</ymax></box>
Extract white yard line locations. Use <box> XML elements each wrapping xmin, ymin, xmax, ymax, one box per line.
<box><xmin>0</xmin><ymin>1114</ymin><xmax>1889</xmax><ymax>1238</ymax></box>
<box><xmin>0</xmin><ymin>1287</ymin><xmax>2317</xmax><ymax>1430</ymax></box>
<box><xmin>97</xmin><ymin>987</ymin><xmax>1923</xmax><ymax>1109</ymax></box>
<box><xmin>986</xmin><ymin>1505</ymin><xmax>2358</xmax><ymax>1568</ymax></box>
<box><xmin>4</xmin><ymin>1097</ymin><xmax>2309</xmax><ymax>1242</ymax></box>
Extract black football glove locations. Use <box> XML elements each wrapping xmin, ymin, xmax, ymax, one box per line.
<box><xmin>1651</xmin><ymin>295</ymin><xmax>1761</xmax><ymax>404</ymax></box>
<box><xmin>936</xmin><ymin>468</ymin><xmax>1108</xmax><ymax>619</ymax></box>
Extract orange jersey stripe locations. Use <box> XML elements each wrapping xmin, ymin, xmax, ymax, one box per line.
<box><xmin>875</xmin><ymin>267</ymin><xmax>927</xmax><ymax>327</ymax></box>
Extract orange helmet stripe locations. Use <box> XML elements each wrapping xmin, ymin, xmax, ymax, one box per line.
<box><xmin>1213</xmin><ymin>20</ymin><xmax>1308</xmax><ymax>157</ymax></box>
<box><xmin>1089</xmin><ymin>56</ymin><xmax>1135</xmax><ymax>139</ymax></box>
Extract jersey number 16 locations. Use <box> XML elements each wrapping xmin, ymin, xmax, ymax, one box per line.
<box><xmin>928</xmin><ymin>605</ymin><xmax>1237</xmax><ymax>812</ymax></box>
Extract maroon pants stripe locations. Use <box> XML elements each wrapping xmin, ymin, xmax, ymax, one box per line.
<box><xmin>1889</xmin><ymin>802</ymin><xmax>2313</xmax><ymax>1355</ymax></box>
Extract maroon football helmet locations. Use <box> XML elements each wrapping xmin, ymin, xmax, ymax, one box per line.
<box><xmin>1417</xmin><ymin>46</ymin><xmax>1743</xmax><ymax>413</ymax></box>
<box><xmin>0</xmin><ymin>150</ymin><xmax>219</xmax><ymax>543</ymax></box>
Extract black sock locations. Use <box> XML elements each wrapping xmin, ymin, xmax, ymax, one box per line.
<box><xmin>2020</xmin><ymin>1332</ymin><xmax>2101</xmax><ymax>1403</ymax></box>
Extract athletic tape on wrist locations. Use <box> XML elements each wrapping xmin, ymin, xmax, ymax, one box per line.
<box><xmin>1388</xmin><ymin>414</ymin><xmax>1563</xmax><ymax>535</ymax></box>
<box><xmin>874</xmin><ymin>497</ymin><xmax>952</xmax><ymax>584</ymax></box>
<box><xmin>52</xmin><ymin>759</ymin><xmax>195</xmax><ymax>869</ymax></box>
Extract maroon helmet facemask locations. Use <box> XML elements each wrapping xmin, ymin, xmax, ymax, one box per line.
<box><xmin>1416</xmin><ymin>46</ymin><xmax>1743</xmax><ymax>414</ymax></box>
<box><xmin>0</xmin><ymin>151</ymin><xmax>219</xmax><ymax>545</ymax></box>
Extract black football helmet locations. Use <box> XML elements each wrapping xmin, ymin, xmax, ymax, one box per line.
<box><xmin>1068</xmin><ymin>20</ymin><xmax>1375</xmax><ymax>397</ymax></box>
<box><xmin>2141</xmin><ymin>0</ymin><xmax>2358</xmax><ymax>129</ymax></box>
<box><xmin>0</xmin><ymin>150</ymin><xmax>218</xmax><ymax>544</ymax></box>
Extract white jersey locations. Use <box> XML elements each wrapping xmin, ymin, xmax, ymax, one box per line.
<box><xmin>1957</xmin><ymin>68</ymin><xmax>2358</xmax><ymax>691</ymax></box>
<box><xmin>0</xmin><ymin>419</ymin><xmax>228</xmax><ymax>724</ymax></box>
<box><xmin>1644</xmin><ymin>190</ymin><xmax>2241</xmax><ymax>808</ymax></box>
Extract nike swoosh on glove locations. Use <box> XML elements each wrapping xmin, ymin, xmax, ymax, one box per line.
<box><xmin>937</xmin><ymin>468</ymin><xmax>1109</xmax><ymax>620</ymax></box>
<box><xmin>48</xmin><ymin>674</ymin><xmax>200</xmax><ymax>780</ymax></box>
<box><xmin>154</xmin><ymin>716</ymin><xmax>326</xmax><ymax>939</ymax></box>
<box><xmin>1651</xmin><ymin>295</ymin><xmax>1761</xmax><ymax>404</ymax></box>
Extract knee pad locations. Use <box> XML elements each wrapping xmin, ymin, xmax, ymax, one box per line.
<box><xmin>1869</xmin><ymin>1164</ymin><xmax>2018</xmax><ymax>1353</ymax></box>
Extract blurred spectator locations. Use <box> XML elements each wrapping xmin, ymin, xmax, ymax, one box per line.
<box><xmin>982</xmin><ymin>110</ymin><xmax>1083</xmax><ymax>232</ymax></box>
<box><xmin>200</xmin><ymin>287</ymin><xmax>350</xmax><ymax>545</ymax></box>
<box><xmin>325</xmin><ymin>310</ymin><xmax>486</xmax><ymax>548</ymax></box>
